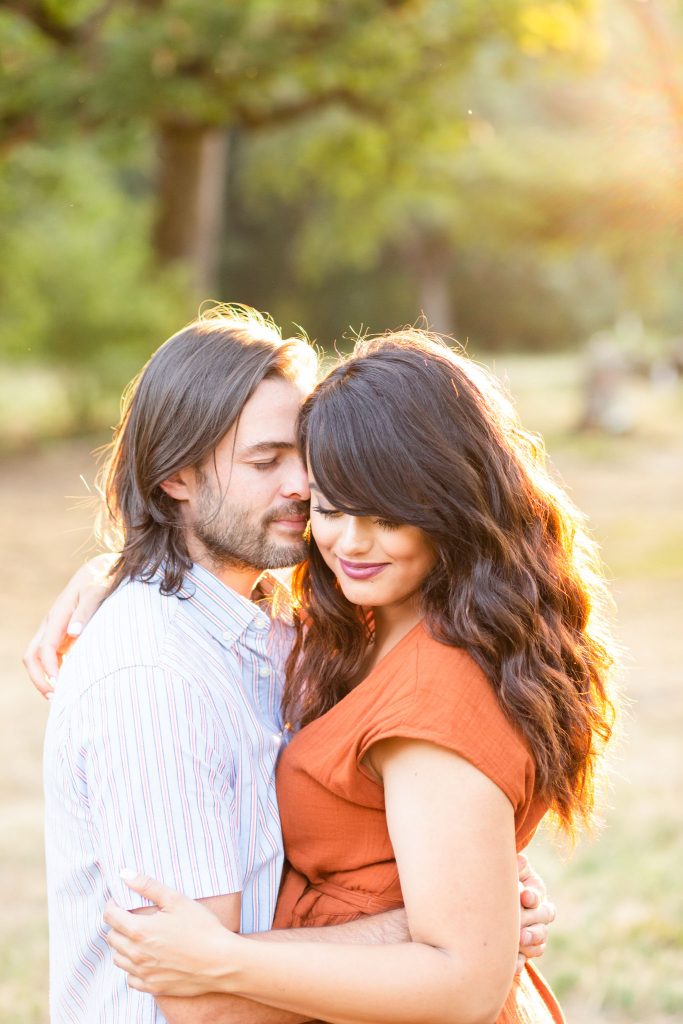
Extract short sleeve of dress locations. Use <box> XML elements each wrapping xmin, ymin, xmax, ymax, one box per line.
<box><xmin>356</xmin><ymin>632</ymin><xmax>535</xmax><ymax>814</ymax></box>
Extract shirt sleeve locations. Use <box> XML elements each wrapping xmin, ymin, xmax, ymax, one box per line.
<box><xmin>80</xmin><ymin>666</ymin><xmax>242</xmax><ymax>910</ymax></box>
<box><xmin>356</xmin><ymin>643</ymin><xmax>535</xmax><ymax>814</ymax></box>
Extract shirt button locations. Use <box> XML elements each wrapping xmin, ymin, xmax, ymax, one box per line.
<box><xmin>255</xmin><ymin>617</ymin><xmax>269</xmax><ymax>631</ymax></box>
<box><xmin>259</xmin><ymin>664</ymin><xmax>270</xmax><ymax>677</ymax></box>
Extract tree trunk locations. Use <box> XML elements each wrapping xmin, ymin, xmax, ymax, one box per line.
<box><xmin>407</xmin><ymin>234</ymin><xmax>455</xmax><ymax>336</ymax></box>
<box><xmin>153</xmin><ymin>122</ymin><xmax>230</xmax><ymax>296</ymax></box>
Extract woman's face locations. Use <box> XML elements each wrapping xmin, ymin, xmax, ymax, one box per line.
<box><xmin>309</xmin><ymin>480</ymin><xmax>436</xmax><ymax>611</ymax></box>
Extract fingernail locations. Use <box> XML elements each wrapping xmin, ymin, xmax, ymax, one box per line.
<box><xmin>119</xmin><ymin>867</ymin><xmax>138</xmax><ymax>881</ymax></box>
<box><xmin>46</xmin><ymin>692</ymin><xmax>54</xmax><ymax>702</ymax></box>
<box><xmin>522</xmin><ymin>929</ymin><xmax>531</xmax><ymax>945</ymax></box>
<box><xmin>48</xmin><ymin>676</ymin><xmax>57</xmax><ymax>686</ymax></box>
<box><xmin>67</xmin><ymin>622</ymin><xmax>83</xmax><ymax>636</ymax></box>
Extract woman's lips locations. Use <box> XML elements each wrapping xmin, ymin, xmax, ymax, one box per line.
<box><xmin>338</xmin><ymin>558</ymin><xmax>389</xmax><ymax>581</ymax></box>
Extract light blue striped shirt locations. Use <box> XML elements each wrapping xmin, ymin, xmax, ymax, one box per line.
<box><xmin>44</xmin><ymin>563</ymin><xmax>293</xmax><ymax>1023</ymax></box>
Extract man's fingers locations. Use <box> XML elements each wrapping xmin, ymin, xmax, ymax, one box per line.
<box><xmin>520</xmin><ymin>886</ymin><xmax>539</xmax><ymax>909</ymax></box>
<box><xmin>523</xmin><ymin>941</ymin><xmax>546</xmax><ymax>961</ymax></box>
<box><xmin>517</xmin><ymin>854</ymin><xmax>547</xmax><ymax>901</ymax></box>
<box><xmin>521</xmin><ymin>924</ymin><xmax>548</xmax><ymax>948</ymax></box>
<box><xmin>515</xmin><ymin>953</ymin><xmax>526</xmax><ymax>975</ymax></box>
<box><xmin>521</xmin><ymin>899</ymin><xmax>556</xmax><ymax>928</ymax></box>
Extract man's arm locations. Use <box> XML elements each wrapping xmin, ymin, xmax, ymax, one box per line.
<box><xmin>136</xmin><ymin>904</ymin><xmax>410</xmax><ymax>1024</ymax></box>
<box><xmin>87</xmin><ymin>667</ymin><xmax>245</xmax><ymax>1023</ymax></box>
<box><xmin>141</xmin><ymin>872</ymin><xmax>553</xmax><ymax>1023</ymax></box>
<box><xmin>138</xmin><ymin>893</ymin><xmax>245</xmax><ymax>1024</ymax></box>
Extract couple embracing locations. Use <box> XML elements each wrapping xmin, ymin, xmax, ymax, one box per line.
<box><xmin>27</xmin><ymin>305</ymin><xmax>616</xmax><ymax>1024</ymax></box>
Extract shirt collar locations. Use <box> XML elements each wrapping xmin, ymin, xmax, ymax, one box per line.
<box><xmin>177</xmin><ymin>562</ymin><xmax>272</xmax><ymax>649</ymax></box>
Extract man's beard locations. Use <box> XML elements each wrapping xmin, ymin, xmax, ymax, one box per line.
<box><xmin>192</xmin><ymin>478</ymin><xmax>309</xmax><ymax>572</ymax></box>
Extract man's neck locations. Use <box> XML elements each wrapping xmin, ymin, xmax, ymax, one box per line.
<box><xmin>201</xmin><ymin>559</ymin><xmax>262</xmax><ymax>599</ymax></box>
<box><xmin>185</xmin><ymin>538</ymin><xmax>262</xmax><ymax>599</ymax></box>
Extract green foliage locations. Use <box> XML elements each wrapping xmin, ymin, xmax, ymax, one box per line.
<box><xmin>0</xmin><ymin>1</ymin><xmax>595</xmax><ymax>134</ymax></box>
<box><xmin>0</xmin><ymin>141</ymin><xmax>192</xmax><ymax>420</ymax></box>
<box><xmin>1</xmin><ymin>0</ymin><xmax>683</xmax><ymax>428</ymax></box>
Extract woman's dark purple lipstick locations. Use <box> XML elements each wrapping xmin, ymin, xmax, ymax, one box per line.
<box><xmin>338</xmin><ymin>558</ymin><xmax>389</xmax><ymax>581</ymax></box>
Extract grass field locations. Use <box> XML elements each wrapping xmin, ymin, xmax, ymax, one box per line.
<box><xmin>1</xmin><ymin>354</ymin><xmax>682</xmax><ymax>1023</ymax></box>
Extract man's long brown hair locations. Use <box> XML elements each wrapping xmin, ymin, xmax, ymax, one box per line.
<box><xmin>97</xmin><ymin>305</ymin><xmax>316</xmax><ymax>594</ymax></box>
<box><xmin>283</xmin><ymin>330</ymin><xmax>617</xmax><ymax>835</ymax></box>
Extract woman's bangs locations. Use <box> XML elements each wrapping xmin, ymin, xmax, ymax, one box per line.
<box><xmin>305</xmin><ymin>398</ymin><xmax>412</xmax><ymax>522</ymax></box>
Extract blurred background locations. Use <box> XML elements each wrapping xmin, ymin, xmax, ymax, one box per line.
<box><xmin>1</xmin><ymin>1</ymin><xmax>682</xmax><ymax>1021</ymax></box>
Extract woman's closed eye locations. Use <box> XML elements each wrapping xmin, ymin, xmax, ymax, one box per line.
<box><xmin>373</xmin><ymin>518</ymin><xmax>400</xmax><ymax>531</ymax></box>
<box><xmin>312</xmin><ymin>506</ymin><xmax>400</xmax><ymax>531</ymax></box>
<box><xmin>312</xmin><ymin>505</ymin><xmax>341</xmax><ymax>517</ymax></box>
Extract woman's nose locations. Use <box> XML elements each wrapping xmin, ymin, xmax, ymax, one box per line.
<box><xmin>338</xmin><ymin>516</ymin><xmax>372</xmax><ymax>555</ymax></box>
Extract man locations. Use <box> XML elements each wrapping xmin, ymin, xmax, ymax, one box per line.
<box><xmin>32</xmin><ymin>307</ymin><xmax>553</xmax><ymax>1023</ymax></box>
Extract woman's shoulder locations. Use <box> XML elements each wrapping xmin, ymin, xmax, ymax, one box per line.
<box><xmin>369</xmin><ymin>621</ymin><xmax>535</xmax><ymax>811</ymax></box>
<box><xmin>374</xmin><ymin>619</ymin><xmax>493</xmax><ymax>697</ymax></box>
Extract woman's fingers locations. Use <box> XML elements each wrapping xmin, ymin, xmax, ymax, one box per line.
<box><xmin>22</xmin><ymin>619</ymin><xmax>55</xmax><ymax>697</ymax></box>
<box><xmin>107</xmin><ymin>928</ymin><xmax>142</xmax><ymax>965</ymax></box>
<box><xmin>103</xmin><ymin>900</ymin><xmax>144</xmax><ymax>939</ymax></box>
<box><xmin>119</xmin><ymin>869</ymin><xmax>181</xmax><ymax>910</ymax></box>
<box><xmin>22</xmin><ymin>556</ymin><xmax>113</xmax><ymax>698</ymax></box>
<box><xmin>23</xmin><ymin>586</ymin><xmax>82</xmax><ymax>695</ymax></box>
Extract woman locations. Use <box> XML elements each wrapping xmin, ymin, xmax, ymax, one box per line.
<box><xmin>31</xmin><ymin>331</ymin><xmax>616</xmax><ymax>1023</ymax></box>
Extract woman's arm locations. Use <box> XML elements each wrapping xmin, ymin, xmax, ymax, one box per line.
<box><xmin>107</xmin><ymin>738</ymin><xmax>521</xmax><ymax>1024</ymax></box>
<box><xmin>22</xmin><ymin>553</ymin><xmax>114</xmax><ymax>696</ymax></box>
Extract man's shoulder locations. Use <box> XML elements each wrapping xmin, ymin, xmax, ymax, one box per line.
<box><xmin>56</xmin><ymin>576</ymin><xmax>186</xmax><ymax>693</ymax></box>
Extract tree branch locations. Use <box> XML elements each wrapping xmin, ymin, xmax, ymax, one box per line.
<box><xmin>0</xmin><ymin>111</ymin><xmax>38</xmax><ymax>155</ymax></box>
<box><xmin>2</xmin><ymin>0</ymin><xmax>118</xmax><ymax>48</ymax></box>
<box><xmin>235</xmin><ymin>88</ymin><xmax>384</xmax><ymax>131</ymax></box>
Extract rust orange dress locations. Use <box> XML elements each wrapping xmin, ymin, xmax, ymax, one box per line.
<box><xmin>273</xmin><ymin>620</ymin><xmax>564</xmax><ymax>1024</ymax></box>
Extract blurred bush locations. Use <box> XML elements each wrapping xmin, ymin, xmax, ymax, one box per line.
<box><xmin>0</xmin><ymin>141</ymin><xmax>191</xmax><ymax>432</ymax></box>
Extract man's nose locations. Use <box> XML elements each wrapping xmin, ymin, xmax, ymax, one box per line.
<box><xmin>281</xmin><ymin>456</ymin><xmax>310</xmax><ymax>501</ymax></box>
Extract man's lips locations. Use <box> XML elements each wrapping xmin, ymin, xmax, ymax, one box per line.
<box><xmin>271</xmin><ymin>516</ymin><xmax>308</xmax><ymax>532</ymax></box>
<box><xmin>338</xmin><ymin>558</ymin><xmax>389</xmax><ymax>581</ymax></box>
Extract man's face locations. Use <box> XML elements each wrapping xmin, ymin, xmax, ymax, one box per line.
<box><xmin>184</xmin><ymin>376</ymin><xmax>310</xmax><ymax>572</ymax></box>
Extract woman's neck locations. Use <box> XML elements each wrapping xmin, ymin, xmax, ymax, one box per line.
<box><xmin>364</xmin><ymin>598</ymin><xmax>423</xmax><ymax>673</ymax></box>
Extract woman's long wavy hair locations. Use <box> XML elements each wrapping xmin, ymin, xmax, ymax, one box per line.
<box><xmin>283</xmin><ymin>330</ymin><xmax>617</xmax><ymax>835</ymax></box>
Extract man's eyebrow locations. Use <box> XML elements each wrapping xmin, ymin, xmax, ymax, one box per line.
<box><xmin>237</xmin><ymin>441</ymin><xmax>297</xmax><ymax>456</ymax></box>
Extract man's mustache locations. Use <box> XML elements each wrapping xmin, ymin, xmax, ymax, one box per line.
<box><xmin>264</xmin><ymin>501</ymin><xmax>310</xmax><ymax>525</ymax></box>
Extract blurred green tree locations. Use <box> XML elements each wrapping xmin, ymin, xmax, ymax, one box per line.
<box><xmin>0</xmin><ymin>0</ymin><xmax>597</xmax><ymax>300</ymax></box>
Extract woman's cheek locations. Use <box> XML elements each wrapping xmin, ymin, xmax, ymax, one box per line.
<box><xmin>310</xmin><ymin>519</ymin><xmax>335</xmax><ymax>561</ymax></box>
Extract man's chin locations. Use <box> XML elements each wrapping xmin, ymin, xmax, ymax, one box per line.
<box><xmin>263</xmin><ymin>540</ymin><xmax>308</xmax><ymax>570</ymax></box>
